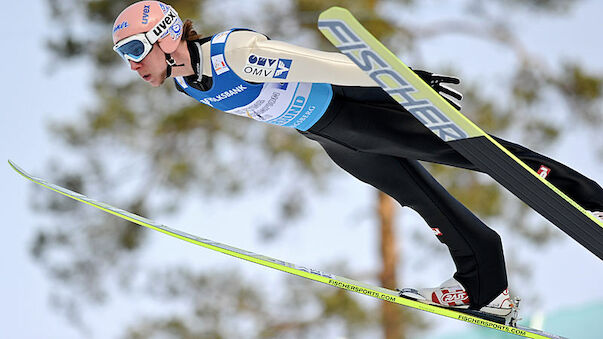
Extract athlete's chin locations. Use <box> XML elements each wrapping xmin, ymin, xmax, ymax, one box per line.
<box><xmin>148</xmin><ymin>75</ymin><xmax>166</xmax><ymax>87</ymax></box>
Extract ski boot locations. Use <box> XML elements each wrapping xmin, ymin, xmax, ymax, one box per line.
<box><xmin>398</xmin><ymin>277</ymin><xmax>521</xmax><ymax>326</ymax></box>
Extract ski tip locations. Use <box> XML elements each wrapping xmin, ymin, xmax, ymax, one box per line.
<box><xmin>322</xmin><ymin>6</ymin><xmax>347</xmax><ymax>12</ymax></box>
<box><xmin>319</xmin><ymin>6</ymin><xmax>350</xmax><ymax>19</ymax></box>
<box><xmin>7</xmin><ymin>159</ymin><xmax>27</xmax><ymax>177</ymax></box>
<box><xmin>8</xmin><ymin>159</ymin><xmax>17</xmax><ymax>170</ymax></box>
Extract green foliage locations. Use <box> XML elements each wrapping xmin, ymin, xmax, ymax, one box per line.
<box><xmin>554</xmin><ymin>63</ymin><xmax>603</xmax><ymax>122</ymax></box>
<box><xmin>296</xmin><ymin>0</ymin><xmax>399</xmax><ymax>51</ymax></box>
<box><xmin>513</xmin><ymin>66</ymin><xmax>543</xmax><ymax>106</ymax></box>
<box><xmin>501</xmin><ymin>0</ymin><xmax>579</xmax><ymax>12</ymax></box>
<box><xmin>562</xmin><ymin>63</ymin><xmax>602</xmax><ymax>101</ymax></box>
<box><xmin>122</xmin><ymin>267</ymin><xmax>383</xmax><ymax>339</ymax></box>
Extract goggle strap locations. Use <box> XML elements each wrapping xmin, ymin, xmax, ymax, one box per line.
<box><xmin>146</xmin><ymin>6</ymin><xmax>179</xmax><ymax>44</ymax></box>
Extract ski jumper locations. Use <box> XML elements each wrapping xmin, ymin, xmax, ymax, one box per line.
<box><xmin>175</xmin><ymin>30</ymin><xmax>603</xmax><ymax>309</ymax></box>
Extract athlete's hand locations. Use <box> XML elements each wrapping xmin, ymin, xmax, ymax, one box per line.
<box><xmin>412</xmin><ymin>69</ymin><xmax>463</xmax><ymax>111</ymax></box>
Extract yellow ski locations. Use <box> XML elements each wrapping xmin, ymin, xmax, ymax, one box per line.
<box><xmin>318</xmin><ymin>6</ymin><xmax>603</xmax><ymax>261</ymax></box>
<box><xmin>9</xmin><ymin>160</ymin><xmax>566</xmax><ymax>338</ymax></box>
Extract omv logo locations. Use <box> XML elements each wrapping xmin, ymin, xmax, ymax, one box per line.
<box><xmin>273</xmin><ymin>59</ymin><xmax>292</xmax><ymax>79</ymax></box>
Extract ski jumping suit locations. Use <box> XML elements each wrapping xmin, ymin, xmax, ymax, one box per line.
<box><xmin>174</xmin><ymin>29</ymin><xmax>603</xmax><ymax>309</ymax></box>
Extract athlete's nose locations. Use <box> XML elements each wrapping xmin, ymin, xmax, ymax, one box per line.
<box><xmin>129</xmin><ymin>60</ymin><xmax>142</xmax><ymax>71</ymax></box>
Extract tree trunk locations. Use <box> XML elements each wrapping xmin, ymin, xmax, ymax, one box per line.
<box><xmin>377</xmin><ymin>191</ymin><xmax>403</xmax><ymax>339</ymax></box>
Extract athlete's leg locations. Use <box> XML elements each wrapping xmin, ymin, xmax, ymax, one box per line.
<box><xmin>314</xmin><ymin>85</ymin><xmax>603</xmax><ymax>211</ymax></box>
<box><xmin>492</xmin><ymin>136</ymin><xmax>603</xmax><ymax>211</ymax></box>
<box><xmin>299</xmin><ymin>131</ymin><xmax>508</xmax><ymax>309</ymax></box>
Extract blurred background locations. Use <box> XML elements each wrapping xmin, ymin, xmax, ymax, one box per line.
<box><xmin>1</xmin><ymin>0</ymin><xmax>602</xmax><ymax>338</ymax></box>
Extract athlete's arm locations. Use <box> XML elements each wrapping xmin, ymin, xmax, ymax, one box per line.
<box><xmin>215</xmin><ymin>31</ymin><xmax>462</xmax><ymax>109</ymax></box>
<box><xmin>222</xmin><ymin>31</ymin><xmax>378</xmax><ymax>86</ymax></box>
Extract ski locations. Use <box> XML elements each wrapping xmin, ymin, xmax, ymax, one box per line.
<box><xmin>10</xmin><ymin>160</ymin><xmax>565</xmax><ymax>338</ymax></box>
<box><xmin>317</xmin><ymin>7</ymin><xmax>603</xmax><ymax>260</ymax></box>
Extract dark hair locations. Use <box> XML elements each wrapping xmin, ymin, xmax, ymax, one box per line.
<box><xmin>182</xmin><ymin>19</ymin><xmax>203</xmax><ymax>41</ymax></box>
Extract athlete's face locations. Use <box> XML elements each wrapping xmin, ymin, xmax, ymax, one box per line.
<box><xmin>128</xmin><ymin>44</ymin><xmax>167</xmax><ymax>87</ymax></box>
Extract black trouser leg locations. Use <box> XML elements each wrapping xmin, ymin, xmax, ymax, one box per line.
<box><xmin>317</xmin><ymin>86</ymin><xmax>603</xmax><ymax>212</ymax></box>
<box><xmin>300</xmin><ymin>132</ymin><xmax>507</xmax><ymax>309</ymax></box>
<box><xmin>302</xmin><ymin>85</ymin><xmax>602</xmax><ymax>307</ymax></box>
<box><xmin>492</xmin><ymin>137</ymin><xmax>603</xmax><ymax>211</ymax></box>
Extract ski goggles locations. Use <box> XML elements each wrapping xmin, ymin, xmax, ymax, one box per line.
<box><xmin>113</xmin><ymin>6</ymin><xmax>180</xmax><ymax>63</ymax></box>
<box><xmin>113</xmin><ymin>33</ymin><xmax>155</xmax><ymax>63</ymax></box>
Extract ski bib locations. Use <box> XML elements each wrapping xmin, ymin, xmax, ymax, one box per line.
<box><xmin>174</xmin><ymin>29</ymin><xmax>333</xmax><ymax>131</ymax></box>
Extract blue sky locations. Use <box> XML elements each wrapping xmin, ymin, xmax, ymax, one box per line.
<box><xmin>1</xmin><ymin>1</ymin><xmax>602</xmax><ymax>338</ymax></box>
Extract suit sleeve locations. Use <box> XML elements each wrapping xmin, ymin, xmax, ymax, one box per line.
<box><xmin>222</xmin><ymin>31</ymin><xmax>378</xmax><ymax>86</ymax></box>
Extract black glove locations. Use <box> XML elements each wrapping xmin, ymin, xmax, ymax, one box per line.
<box><xmin>412</xmin><ymin>69</ymin><xmax>463</xmax><ymax>111</ymax></box>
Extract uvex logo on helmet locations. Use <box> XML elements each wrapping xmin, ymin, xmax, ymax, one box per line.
<box><xmin>142</xmin><ymin>5</ymin><xmax>151</xmax><ymax>24</ymax></box>
<box><xmin>152</xmin><ymin>9</ymin><xmax>177</xmax><ymax>38</ymax></box>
